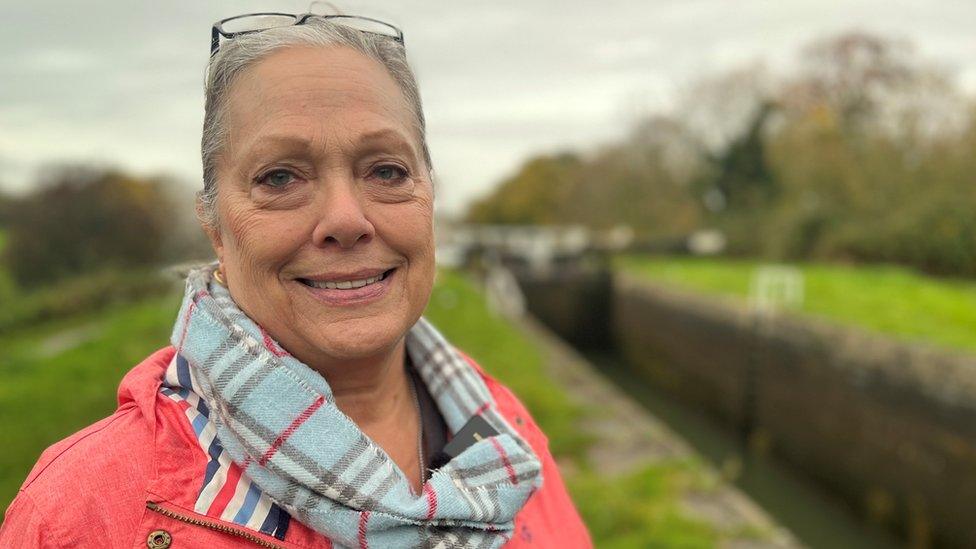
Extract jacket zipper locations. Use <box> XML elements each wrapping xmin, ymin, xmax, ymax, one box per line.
<box><xmin>146</xmin><ymin>501</ymin><xmax>288</xmax><ymax>549</ymax></box>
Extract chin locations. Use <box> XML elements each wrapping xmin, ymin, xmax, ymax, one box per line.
<box><xmin>308</xmin><ymin>314</ymin><xmax>411</xmax><ymax>361</ymax></box>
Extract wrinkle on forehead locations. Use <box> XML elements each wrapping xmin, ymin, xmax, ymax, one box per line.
<box><xmin>239</xmin><ymin>128</ymin><xmax>420</xmax><ymax>167</ymax></box>
<box><xmin>221</xmin><ymin>45</ymin><xmax>419</xmax><ymax>168</ymax></box>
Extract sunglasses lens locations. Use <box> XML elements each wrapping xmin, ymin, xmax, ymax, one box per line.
<box><xmin>221</xmin><ymin>14</ymin><xmax>298</xmax><ymax>34</ymax></box>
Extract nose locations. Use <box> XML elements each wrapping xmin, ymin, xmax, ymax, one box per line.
<box><xmin>310</xmin><ymin>178</ymin><xmax>375</xmax><ymax>249</ymax></box>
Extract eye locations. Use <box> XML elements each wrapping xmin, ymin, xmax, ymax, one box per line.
<box><xmin>256</xmin><ymin>169</ymin><xmax>297</xmax><ymax>188</ymax></box>
<box><xmin>370</xmin><ymin>164</ymin><xmax>408</xmax><ymax>183</ymax></box>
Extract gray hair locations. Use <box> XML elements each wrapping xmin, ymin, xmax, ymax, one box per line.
<box><xmin>198</xmin><ymin>19</ymin><xmax>431</xmax><ymax>227</ymax></box>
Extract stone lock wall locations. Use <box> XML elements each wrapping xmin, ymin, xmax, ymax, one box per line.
<box><xmin>513</xmin><ymin>265</ymin><xmax>614</xmax><ymax>350</ymax></box>
<box><xmin>612</xmin><ymin>273</ymin><xmax>976</xmax><ymax>548</ymax></box>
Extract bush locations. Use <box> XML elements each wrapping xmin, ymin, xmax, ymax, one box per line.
<box><xmin>0</xmin><ymin>269</ymin><xmax>177</xmax><ymax>334</ymax></box>
<box><xmin>3</xmin><ymin>167</ymin><xmax>176</xmax><ymax>288</ymax></box>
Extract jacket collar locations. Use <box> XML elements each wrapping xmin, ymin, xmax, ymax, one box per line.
<box><xmin>117</xmin><ymin>346</ymin><xmax>175</xmax><ymax>420</ymax></box>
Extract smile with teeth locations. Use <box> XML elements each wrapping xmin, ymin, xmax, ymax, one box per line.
<box><xmin>300</xmin><ymin>269</ymin><xmax>392</xmax><ymax>290</ymax></box>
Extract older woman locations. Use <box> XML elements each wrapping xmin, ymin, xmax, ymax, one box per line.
<box><xmin>0</xmin><ymin>11</ymin><xmax>589</xmax><ymax>549</ymax></box>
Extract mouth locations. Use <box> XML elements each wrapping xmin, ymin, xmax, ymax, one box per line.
<box><xmin>297</xmin><ymin>268</ymin><xmax>396</xmax><ymax>291</ymax></box>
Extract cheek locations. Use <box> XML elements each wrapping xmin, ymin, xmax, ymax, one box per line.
<box><xmin>393</xmin><ymin>209</ymin><xmax>435</xmax><ymax>298</ymax></box>
<box><xmin>221</xmin><ymin>203</ymin><xmax>307</xmax><ymax>273</ymax></box>
<box><xmin>371</xmin><ymin>199</ymin><xmax>434</xmax><ymax>271</ymax></box>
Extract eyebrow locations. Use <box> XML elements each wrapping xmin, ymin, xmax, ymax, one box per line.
<box><xmin>239</xmin><ymin>127</ymin><xmax>419</xmax><ymax>162</ymax></box>
<box><xmin>353</xmin><ymin>128</ymin><xmax>420</xmax><ymax>158</ymax></box>
<box><xmin>357</xmin><ymin>128</ymin><xmax>413</xmax><ymax>145</ymax></box>
<box><xmin>240</xmin><ymin>134</ymin><xmax>314</xmax><ymax>158</ymax></box>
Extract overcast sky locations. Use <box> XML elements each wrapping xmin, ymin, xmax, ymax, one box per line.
<box><xmin>2</xmin><ymin>0</ymin><xmax>974</xmax><ymax>214</ymax></box>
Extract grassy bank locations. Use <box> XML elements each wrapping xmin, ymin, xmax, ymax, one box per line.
<box><xmin>618</xmin><ymin>255</ymin><xmax>976</xmax><ymax>354</ymax></box>
<box><xmin>0</xmin><ymin>293</ymin><xmax>182</xmax><ymax>510</ymax></box>
<box><xmin>0</xmin><ymin>268</ymin><xmax>175</xmax><ymax>333</ymax></box>
<box><xmin>427</xmin><ymin>271</ymin><xmax>719</xmax><ymax>547</ymax></box>
<box><xmin>0</xmin><ymin>270</ymin><xmax>717</xmax><ymax>546</ymax></box>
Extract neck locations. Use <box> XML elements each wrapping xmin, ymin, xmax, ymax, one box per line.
<box><xmin>311</xmin><ymin>339</ymin><xmax>412</xmax><ymax>430</ymax></box>
<box><xmin>307</xmin><ymin>338</ymin><xmax>425</xmax><ymax>493</ymax></box>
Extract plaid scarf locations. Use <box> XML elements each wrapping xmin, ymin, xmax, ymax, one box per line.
<box><xmin>170</xmin><ymin>264</ymin><xmax>542</xmax><ymax>548</ymax></box>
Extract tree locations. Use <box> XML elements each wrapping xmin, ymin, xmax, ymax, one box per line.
<box><xmin>574</xmin><ymin>116</ymin><xmax>702</xmax><ymax>236</ymax></box>
<box><xmin>703</xmin><ymin>101</ymin><xmax>777</xmax><ymax>213</ymax></box>
<box><xmin>3</xmin><ymin>166</ymin><xmax>176</xmax><ymax>287</ymax></box>
<box><xmin>463</xmin><ymin>30</ymin><xmax>976</xmax><ymax>275</ymax></box>
<box><xmin>465</xmin><ymin>153</ymin><xmax>583</xmax><ymax>226</ymax></box>
<box><xmin>764</xmin><ymin>31</ymin><xmax>975</xmax><ymax>268</ymax></box>
<box><xmin>783</xmin><ymin>31</ymin><xmax>963</xmax><ymax>142</ymax></box>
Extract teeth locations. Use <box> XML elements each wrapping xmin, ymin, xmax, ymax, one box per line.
<box><xmin>305</xmin><ymin>272</ymin><xmax>385</xmax><ymax>290</ymax></box>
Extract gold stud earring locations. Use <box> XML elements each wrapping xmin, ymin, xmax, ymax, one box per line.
<box><xmin>213</xmin><ymin>268</ymin><xmax>227</xmax><ymax>286</ymax></box>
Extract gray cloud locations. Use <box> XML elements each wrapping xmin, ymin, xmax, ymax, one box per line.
<box><xmin>1</xmin><ymin>0</ymin><xmax>974</xmax><ymax>213</ymax></box>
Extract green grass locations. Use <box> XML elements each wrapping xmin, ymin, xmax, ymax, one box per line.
<box><xmin>0</xmin><ymin>270</ymin><xmax>717</xmax><ymax>547</ymax></box>
<box><xmin>424</xmin><ymin>270</ymin><xmax>590</xmax><ymax>462</ymax></box>
<box><xmin>618</xmin><ymin>255</ymin><xmax>976</xmax><ymax>354</ymax></box>
<box><xmin>0</xmin><ymin>268</ymin><xmax>174</xmax><ymax>333</ymax></box>
<box><xmin>427</xmin><ymin>271</ymin><xmax>718</xmax><ymax>547</ymax></box>
<box><xmin>569</xmin><ymin>463</ymin><xmax>717</xmax><ymax>549</ymax></box>
<box><xmin>0</xmin><ymin>293</ymin><xmax>182</xmax><ymax>512</ymax></box>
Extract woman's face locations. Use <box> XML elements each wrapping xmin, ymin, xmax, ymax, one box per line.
<box><xmin>206</xmin><ymin>45</ymin><xmax>435</xmax><ymax>366</ymax></box>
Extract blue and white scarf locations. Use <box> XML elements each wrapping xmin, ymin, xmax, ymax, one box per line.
<box><xmin>170</xmin><ymin>264</ymin><xmax>542</xmax><ymax>548</ymax></box>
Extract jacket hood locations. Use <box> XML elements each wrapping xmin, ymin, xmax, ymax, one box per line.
<box><xmin>117</xmin><ymin>346</ymin><xmax>176</xmax><ymax>420</ymax></box>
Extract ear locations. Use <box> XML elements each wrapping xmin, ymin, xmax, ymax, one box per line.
<box><xmin>196</xmin><ymin>192</ymin><xmax>224</xmax><ymax>262</ymax></box>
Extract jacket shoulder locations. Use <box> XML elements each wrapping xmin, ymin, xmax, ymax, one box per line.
<box><xmin>456</xmin><ymin>350</ymin><xmax>593</xmax><ymax>548</ymax></box>
<box><xmin>7</xmin><ymin>351</ymin><xmax>172</xmax><ymax>547</ymax></box>
<box><xmin>19</xmin><ymin>347</ymin><xmax>175</xmax><ymax>496</ymax></box>
<box><xmin>456</xmin><ymin>349</ymin><xmax>550</xmax><ymax>451</ymax></box>
<box><xmin>5</xmin><ymin>406</ymin><xmax>156</xmax><ymax>547</ymax></box>
<box><xmin>20</xmin><ymin>406</ymin><xmax>153</xmax><ymax>494</ymax></box>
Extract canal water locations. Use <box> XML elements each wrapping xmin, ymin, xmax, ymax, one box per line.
<box><xmin>584</xmin><ymin>351</ymin><xmax>902</xmax><ymax>549</ymax></box>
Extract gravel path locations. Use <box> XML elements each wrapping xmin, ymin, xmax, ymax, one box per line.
<box><xmin>513</xmin><ymin>313</ymin><xmax>802</xmax><ymax>548</ymax></box>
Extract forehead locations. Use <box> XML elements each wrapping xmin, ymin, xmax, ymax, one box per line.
<box><xmin>223</xmin><ymin>45</ymin><xmax>415</xmax><ymax>154</ymax></box>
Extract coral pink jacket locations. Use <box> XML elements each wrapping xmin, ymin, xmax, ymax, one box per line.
<box><xmin>1</xmin><ymin>346</ymin><xmax>591</xmax><ymax>548</ymax></box>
